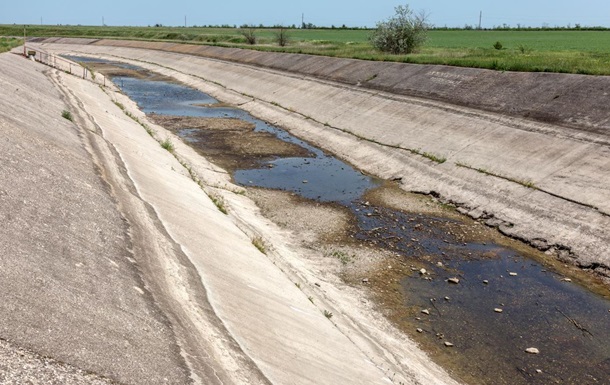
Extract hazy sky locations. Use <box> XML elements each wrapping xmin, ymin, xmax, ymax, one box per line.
<box><xmin>2</xmin><ymin>0</ymin><xmax>609</xmax><ymax>28</ymax></box>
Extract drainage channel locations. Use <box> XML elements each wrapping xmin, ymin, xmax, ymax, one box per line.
<box><xmin>71</xmin><ymin>57</ymin><xmax>610</xmax><ymax>385</ymax></box>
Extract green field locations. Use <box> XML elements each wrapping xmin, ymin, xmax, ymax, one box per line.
<box><xmin>2</xmin><ymin>24</ymin><xmax>610</xmax><ymax>75</ymax></box>
<box><xmin>0</xmin><ymin>37</ymin><xmax>22</xmax><ymax>53</ymax></box>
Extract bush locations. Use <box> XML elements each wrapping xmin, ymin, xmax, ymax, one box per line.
<box><xmin>274</xmin><ymin>27</ymin><xmax>289</xmax><ymax>47</ymax></box>
<box><xmin>369</xmin><ymin>4</ymin><xmax>430</xmax><ymax>54</ymax></box>
<box><xmin>240</xmin><ymin>27</ymin><xmax>257</xmax><ymax>45</ymax></box>
<box><xmin>494</xmin><ymin>41</ymin><xmax>503</xmax><ymax>50</ymax></box>
<box><xmin>61</xmin><ymin>110</ymin><xmax>73</xmax><ymax>121</ymax></box>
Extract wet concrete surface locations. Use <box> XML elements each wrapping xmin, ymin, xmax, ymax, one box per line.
<box><xmin>83</xmin><ymin>58</ymin><xmax>610</xmax><ymax>385</ymax></box>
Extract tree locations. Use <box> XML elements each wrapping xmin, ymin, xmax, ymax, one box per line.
<box><xmin>239</xmin><ymin>26</ymin><xmax>257</xmax><ymax>45</ymax></box>
<box><xmin>369</xmin><ymin>4</ymin><xmax>430</xmax><ymax>54</ymax></box>
<box><xmin>274</xmin><ymin>27</ymin><xmax>289</xmax><ymax>47</ymax></box>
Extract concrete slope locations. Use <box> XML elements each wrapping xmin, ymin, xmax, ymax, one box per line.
<box><xmin>1</xmin><ymin>51</ymin><xmax>458</xmax><ymax>384</ymax></box>
<box><xmin>0</xmin><ymin>53</ymin><xmax>191</xmax><ymax>383</ymax></box>
<box><xmin>39</xmin><ymin>37</ymin><xmax>610</xmax><ymax>136</ymax></box>
<box><xmin>33</xmin><ymin>43</ymin><xmax>610</xmax><ymax>277</ymax></box>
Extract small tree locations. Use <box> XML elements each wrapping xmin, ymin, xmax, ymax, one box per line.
<box><xmin>274</xmin><ymin>27</ymin><xmax>289</xmax><ymax>47</ymax></box>
<box><xmin>369</xmin><ymin>4</ymin><xmax>430</xmax><ymax>54</ymax></box>
<box><xmin>239</xmin><ymin>26</ymin><xmax>257</xmax><ymax>45</ymax></box>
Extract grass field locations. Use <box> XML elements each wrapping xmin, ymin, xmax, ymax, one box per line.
<box><xmin>2</xmin><ymin>24</ymin><xmax>610</xmax><ymax>75</ymax></box>
<box><xmin>0</xmin><ymin>37</ymin><xmax>22</xmax><ymax>53</ymax></box>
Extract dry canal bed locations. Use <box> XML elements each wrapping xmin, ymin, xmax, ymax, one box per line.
<box><xmin>77</xmin><ymin>57</ymin><xmax>610</xmax><ymax>385</ymax></box>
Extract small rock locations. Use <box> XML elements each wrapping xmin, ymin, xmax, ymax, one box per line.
<box><xmin>483</xmin><ymin>280</ymin><xmax>489</xmax><ymax>284</ymax></box>
<box><xmin>416</xmin><ymin>328</ymin><xmax>423</xmax><ymax>333</ymax></box>
<box><xmin>314</xmin><ymin>283</ymin><xmax>321</xmax><ymax>287</ymax></box>
<box><xmin>562</xmin><ymin>278</ymin><xmax>572</xmax><ymax>282</ymax></box>
<box><xmin>437</xmin><ymin>262</ymin><xmax>444</xmax><ymax>267</ymax></box>
<box><xmin>494</xmin><ymin>308</ymin><xmax>503</xmax><ymax>313</ymax></box>
<box><xmin>525</xmin><ymin>348</ymin><xmax>540</xmax><ymax>354</ymax></box>
<box><xmin>536</xmin><ymin>369</ymin><xmax>543</xmax><ymax>374</ymax></box>
<box><xmin>421</xmin><ymin>309</ymin><xmax>430</xmax><ymax>315</ymax></box>
<box><xmin>509</xmin><ymin>272</ymin><xmax>518</xmax><ymax>276</ymax></box>
<box><xmin>444</xmin><ymin>296</ymin><xmax>450</xmax><ymax>301</ymax></box>
<box><xmin>302</xmin><ymin>180</ymin><xmax>308</xmax><ymax>184</ymax></box>
<box><xmin>419</xmin><ymin>268</ymin><xmax>427</xmax><ymax>275</ymax></box>
<box><xmin>448</xmin><ymin>277</ymin><xmax>460</xmax><ymax>284</ymax></box>
<box><xmin>444</xmin><ymin>342</ymin><xmax>454</xmax><ymax>347</ymax></box>
<box><xmin>362</xmin><ymin>278</ymin><xmax>369</xmax><ymax>283</ymax></box>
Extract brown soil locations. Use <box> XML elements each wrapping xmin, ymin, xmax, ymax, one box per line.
<box><xmin>148</xmin><ymin>114</ymin><xmax>311</xmax><ymax>171</ymax></box>
<box><xmin>84</xmin><ymin>62</ymin><xmax>173</xmax><ymax>81</ymax></box>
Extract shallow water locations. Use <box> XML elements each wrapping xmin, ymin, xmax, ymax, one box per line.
<box><xmin>100</xmin><ymin>62</ymin><xmax>610</xmax><ymax>385</ymax></box>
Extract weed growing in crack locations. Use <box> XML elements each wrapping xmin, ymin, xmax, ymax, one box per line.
<box><xmin>113</xmin><ymin>101</ymin><xmax>125</xmax><ymax>110</ymax></box>
<box><xmin>209</xmin><ymin>194</ymin><xmax>228</xmax><ymax>215</ymax></box>
<box><xmin>61</xmin><ymin>110</ymin><xmax>73</xmax><ymax>121</ymax></box>
<box><xmin>160</xmin><ymin>138</ymin><xmax>174</xmax><ymax>152</ymax></box>
<box><xmin>308</xmin><ymin>296</ymin><xmax>315</xmax><ymax>304</ymax></box>
<box><xmin>455</xmin><ymin>162</ymin><xmax>536</xmax><ymax>189</ymax></box>
<box><xmin>252</xmin><ymin>236</ymin><xmax>266</xmax><ymax>254</ymax></box>
<box><xmin>323</xmin><ymin>310</ymin><xmax>333</xmax><ymax>319</ymax></box>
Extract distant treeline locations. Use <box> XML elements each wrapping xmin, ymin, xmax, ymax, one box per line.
<box><xmin>169</xmin><ymin>23</ymin><xmax>610</xmax><ymax>31</ymax></box>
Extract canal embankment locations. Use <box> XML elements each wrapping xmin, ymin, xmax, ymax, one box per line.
<box><xmin>30</xmin><ymin>39</ymin><xmax>610</xmax><ymax>279</ymax></box>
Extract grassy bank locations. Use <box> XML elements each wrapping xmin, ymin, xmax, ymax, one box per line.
<box><xmin>0</xmin><ymin>37</ymin><xmax>22</xmax><ymax>53</ymax></box>
<box><xmin>3</xmin><ymin>24</ymin><xmax>610</xmax><ymax>75</ymax></box>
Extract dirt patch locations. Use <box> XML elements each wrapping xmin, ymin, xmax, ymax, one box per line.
<box><xmin>148</xmin><ymin>114</ymin><xmax>311</xmax><ymax>171</ymax></box>
<box><xmin>83</xmin><ymin>62</ymin><xmax>174</xmax><ymax>82</ymax></box>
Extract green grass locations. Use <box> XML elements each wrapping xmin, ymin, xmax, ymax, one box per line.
<box><xmin>160</xmin><ymin>138</ymin><xmax>174</xmax><ymax>152</ymax></box>
<box><xmin>0</xmin><ymin>37</ymin><xmax>22</xmax><ymax>53</ymax></box>
<box><xmin>4</xmin><ymin>24</ymin><xmax>610</xmax><ymax>74</ymax></box>
<box><xmin>252</xmin><ymin>236</ymin><xmax>266</xmax><ymax>254</ymax></box>
<box><xmin>61</xmin><ymin>110</ymin><xmax>73</xmax><ymax>121</ymax></box>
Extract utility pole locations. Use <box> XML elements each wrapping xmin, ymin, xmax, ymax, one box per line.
<box><xmin>478</xmin><ymin>11</ymin><xmax>482</xmax><ymax>30</ymax></box>
<box><xmin>185</xmin><ymin>15</ymin><xmax>187</xmax><ymax>28</ymax></box>
<box><xmin>102</xmin><ymin>16</ymin><xmax>105</xmax><ymax>26</ymax></box>
<box><xmin>23</xmin><ymin>25</ymin><xmax>26</xmax><ymax>56</ymax></box>
<box><xmin>302</xmin><ymin>13</ymin><xmax>304</xmax><ymax>28</ymax></box>
<box><xmin>40</xmin><ymin>17</ymin><xmax>43</xmax><ymax>26</ymax></box>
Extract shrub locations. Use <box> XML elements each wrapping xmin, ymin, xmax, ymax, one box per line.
<box><xmin>61</xmin><ymin>110</ymin><xmax>73</xmax><ymax>121</ymax></box>
<box><xmin>274</xmin><ymin>27</ymin><xmax>289</xmax><ymax>47</ymax></box>
<box><xmin>369</xmin><ymin>4</ymin><xmax>430</xmax><ymax>54</ymax></box>
<box><xmin>240</xmin><ymin>27</ymin><xmax>257</xmax><ymax>45</ymax></box>
<box><xmin>493</xmin><ymin>41</ymin><xmax>503</xmax><ymax>50</ymax></box>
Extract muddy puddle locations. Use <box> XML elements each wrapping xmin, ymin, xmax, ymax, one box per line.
<box><xmin>71</xmin><ymin>56</ymin><xmax>610</xmax><ymax>385</ymax></box>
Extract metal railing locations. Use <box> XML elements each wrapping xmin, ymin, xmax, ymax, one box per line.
<box><xmin>24</xmin><ymin>46</ymin><xmax>109</xmax><ymax>87</ymax></box>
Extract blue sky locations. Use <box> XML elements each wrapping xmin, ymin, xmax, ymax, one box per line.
<box><xmin>1</xmin><ymin>0</ymin><xmax>609</xmax><ymax>28</ymax></box>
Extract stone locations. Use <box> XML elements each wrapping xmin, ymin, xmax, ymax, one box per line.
<box><xmin>483</xmin><ymin>280</ymin><xmax>489</xmax><ymax>284</ymax></box>
<box><xmin>361</xmin><ymin>278</ymin><xmax>369</xmax><ymax>283</ymax></box>
<box><xmin>444</xmin><ymin>296</ymin><xmax>450</xmax><ymax>301</ymax></box>
<box><xmin>509</xmin><ymin>272</ymin><xmax>518</xmax><ymax>276</ymax></box>
<box><xmin>562</xmin><ymin>278</ymin><xmax>572</xmax><ymax>282</ymax></box>
<box><xmin>536</xmin><ymin>369</ymin><xmax>543</xmax><ymax>374</ymax></box>
<box><xmin>419</xmin><ymin>268</ymin><xmax>427</xmax><ymax>275</ymax></box>
<box><xmin>525</xmin><ymin>348</ymin><xmax>540</xmax><ymax>354</ymax></box>
<box><xmin>416</xmin><ymin>328</ymin><xmax>423</xmax><ymax>333</ymax></box>
<box><xmin>421</xmin><ymin>309</ymin><xmax>430</xmax><ymax>315</ymax></box>
<box><xmin>494</xmin><ymin>308</ymin><xmax>503</xmax><ymax>313</ymax></box>
<box><xmin>448</xmin><ymin>277</ymin><xmax>460</xmax><ymax>284</ymax></box>
<box><xmin>444</xmin><ymin>342</ymin><xmax>454</xmax><ymax>347</ymax></box>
